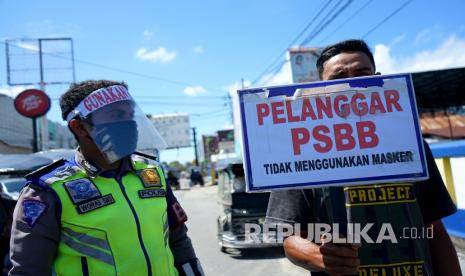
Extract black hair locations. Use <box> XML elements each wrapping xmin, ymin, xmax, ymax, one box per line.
<box><xmin>316</xmin><ymin>39</ymin><xmax>375</xmax><ymax>79</ymax></box>
<box><xmin>59</xmin><ymin>80</ymin><xmax>127</xmax><ymax>120</ymax></box>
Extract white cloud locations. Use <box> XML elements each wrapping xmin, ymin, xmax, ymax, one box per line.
<box><xmin>226</xmin><ymin>80</ymin><xmax>251</xmax><ymax>156</ymax></box>
<box><xmin>184</xmin><ymin>86</ymin><xmax>207</xmax><ymax>96</ymax></box>
<box><xmin>223</xmin><ymin>80</ymin><xmax>251</xmax><ymax>93</ymax></box>
<box><xmin>374</xmin><ymin>34</ymin><xmax>465</xmax><ymax>74</ymax></box>
<box><xmin>414</xmin><ymin>28</ymin><xmax>432</xmax><ymax>46</ymax></box>
<box><xmin>136</xmin><ymin>47</ymin><xmax>177</xmax><ymax>63</ymax></box>
<box><xmin>143</xmin><ymin>30</ymin><xmax>153</xmax><ymax>38</ymax></box>
<box><xmin>23</xmin><ymin>20</ymin><xmax>80</xmax><ymax>38</ymax></box>
<box><xmin>223</xmin><ymin>122</ymin><xmax>234</xmax><ymax>129</ymax></box>
<box><xmin>258</xmin><ymin>61</ymin><xmax>292</xmax><ymax>86</ymax></box>
<box><xmin>16</xmin><ymin>42</ymin><xmax>39</xmax><ymax>52</ymax></box>
<box><xmin>389</xmin><ymin>34</ymin><xmax>406</xmax><ymax>47</ymax></box>
<box><xmin>0</xmin><ymin>85</ymin><xmax>33</xmax><ymax>97</ymax></box>
<box><xmin>413</xmin><ymin>26</ymin><xmax>443</xmax><ymax>46</ymax></box>
<box><xmin>193</xmin><ymin>46</ymin><xmax>204</xmax><ymax>54</ymax></box>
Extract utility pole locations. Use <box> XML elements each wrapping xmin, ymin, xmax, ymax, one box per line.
<box><xmin>192</xmin><ymin>127</ymin><xmax>199</xmax><ymax>166</ymax></box>
<box><xmin>38</xmin><ymin>39</ymin><xmax>46</xmax><ymax>152</ymax></box>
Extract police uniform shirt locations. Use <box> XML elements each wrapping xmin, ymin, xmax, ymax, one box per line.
<box><xmin>266</xmin><ymin>142</ymin><xmax>457</xmax><ymax>276</ymax></box>
<box><xmin>9</xmin><ymin>151</ymin><xmax>197</xmax><ymax>276</ymax></box>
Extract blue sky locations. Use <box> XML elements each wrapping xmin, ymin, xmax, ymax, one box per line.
<box><xmin>1</xmin><ymin>0</ymin><xmax>465</xmax><ymax>162</ymax></box>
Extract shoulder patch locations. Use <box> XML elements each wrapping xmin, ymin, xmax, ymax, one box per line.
<box><xmin>22</xmin><ymin>199</ymin><xmax>48</xmax><ymax>228</ymax></box>
<box><xmin>131</xmin><ymin>152</ymin><xmax>160</xmax><ymax>167</ymax></box>
<box><xmin>63</xmin><ymin>179</ymin><xmax>101</xmax><ymax>204</ymax></box>
<box><xmin>25</xmin><ymin>159</ymin><xmax>66</xmax><ymax>179</ymax></box>
<box><xmin>43</xmin><ymin>165</ymin><xmax>82</xmax><ymax>185</ymax></box>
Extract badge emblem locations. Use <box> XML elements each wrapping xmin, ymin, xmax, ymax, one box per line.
<box><xmin>64</xmin><ymin>179</ymin><xmax>101</xmax><ymax>204</ymax></box>
<box><xmin>22</xmin><ymin>200</ymin><xmax>48</xmax><ymax>228</ymax></box>
<box><xmin>138</xmin><ymin>169</ymin><xmax>161</xmax><ymax>187</ymax></box>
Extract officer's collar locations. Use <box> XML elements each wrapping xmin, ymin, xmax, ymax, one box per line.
<box><xmin>74</xmin><ymin>149</ymin><xmax>135</xmax><ymax>178</ymax></box>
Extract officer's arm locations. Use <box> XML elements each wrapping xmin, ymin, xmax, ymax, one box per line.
<box><xmin>169</xmin><ymin>225</ymin><xmax>204</xmax><ymax>276</ymax></box>
<box><xmin>165</xmin><ymin>186</ymin><xmax>204</xmax><ymax>276</ymax></box>
<box><xmin>9</xmin><ymin>186</ymin><xmax>60</xmax><ymax>276</ymax></box>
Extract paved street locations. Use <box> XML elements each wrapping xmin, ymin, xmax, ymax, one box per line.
<box><xmin>175</xmin><ymin>185</ymin><xmax>465</xmax><ymax>276</ymax></box>
<box><xmin>174</xmin><ymin>185</ymin><xmax>308</xmax><ymax>276</ymax></box>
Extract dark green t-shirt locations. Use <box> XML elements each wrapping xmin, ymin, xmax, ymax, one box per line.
<box><xmin>266</xmin><ymin>144</ymin><xmax>457</xmax><ymax>276</ymax></box>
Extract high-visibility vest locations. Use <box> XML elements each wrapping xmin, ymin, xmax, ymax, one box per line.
<box><xmin>43</xmin><ymin>159</ymin><xmax>178</xmax><ymax>276</ymax></box>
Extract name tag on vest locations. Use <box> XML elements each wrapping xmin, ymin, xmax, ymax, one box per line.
<box><xmin>77</xmin><ymin>194</ymin><xmax>115</xmax><ymax>214</ymax></box>
<box><xmin>138</xmin><ymin>189</ymin><xmax>166</xmax><ymax>199</ymax></box>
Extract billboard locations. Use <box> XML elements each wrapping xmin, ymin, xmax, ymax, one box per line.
<box><xmin>202</xmin><ymin>135</ymin><xmax>219</xmax><ymax>161</ymax></box>
<box><xmin>217</xmin><ymin>129</ymin><xmax>234</xmax><ymax>154</ymax></box>
<box><xmin>150</xmin><ymin>113</ymin><xmax>191</xmax><ymax>149</ymax></box>
<box><xmin>5</xmin><ymin>38</ymin><xmax>75</xmax><ymax>86</ymax></box>
<box><xmin>289</xmin><ymin>48</ymin><xmax>322</xmax><ymax>84</ymax></box>
<box><xmin>238</xmin><ymin>74</ymin><xmax>428</xmax><ymax>191</ymax></box>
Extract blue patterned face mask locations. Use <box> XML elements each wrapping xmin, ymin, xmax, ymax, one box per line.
<box><xmin>91</xmin><ymin>120</ymin><xmax>139</xmax><ymax>163</ymax></box>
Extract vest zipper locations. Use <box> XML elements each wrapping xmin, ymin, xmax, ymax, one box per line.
<box><xmin>81</xmin><ymin>256</ymin><xmax>89</xmax><ymax>276</ymax></box>
<box><xmin>116</xmin><ymin>178</ymin><xmax>153</xmax><ymax>276</ymax></box>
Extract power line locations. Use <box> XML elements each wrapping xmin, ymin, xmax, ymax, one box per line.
<box><xmin>191</xmin><ymin>108</ymin><xmax>230</xmax><ymax>116</ymax></box>
<box><xmin>317</xmin><ymin>0</ymin><xmax>374</xmax><ymax>44</ymax></box>
<box><xmin>362</xmin><ymin>0</ymin><xmax>413</xmax><ymax>38</ymax></box>
<box><xmin>301</xmin><ymin>0</ymin><xmax>354</xmax><ymax>46</ymax></box>
<box><xmin>48</xmin><ymin>97</ymin><xmax>227</xmax><ymax>107</ymax></box>
<box><xmin>135</xmin><ymin>95</ymin><xmax>226</xmax><ymax>99</ymax></box>
<box><xmin>301</xmin><ymin>0</ymin><xmax>345</xmax><ymax>45</ymax></box>
<box><xmin>260</xmin><ymin>60</ymin><xmax>287</xmax><ymax>84</ymax></box>
<box><xmin>191</xmin><ymin>112</ymin><xmax>229</xmax><ymax>122</ymax></box>
<box><xmin>137</xmin><ymin>101</ymin><xmax>226</xmax><ymax>107</ymax></box>
<box><xmin>251</xmin><ymin>0</ymin><xmax>335</xmax><ymax>85</ymax></box>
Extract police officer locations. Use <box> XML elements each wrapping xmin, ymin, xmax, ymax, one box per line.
<box><xmin>9</xmin><ymin>80</ymin><xmax>204</xmax><ymax>276</ymax></box>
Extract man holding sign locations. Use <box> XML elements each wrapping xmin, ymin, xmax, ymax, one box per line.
<box><xmin>265</xmin><ymin>40</ymin><xmax>461</xmax><ymax>275</ymax></box>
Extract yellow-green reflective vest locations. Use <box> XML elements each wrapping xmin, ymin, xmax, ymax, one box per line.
<box><xmin>47</xmin><ymin>160</ymin><xmax>178</xmax><ymax>276</ymax></box>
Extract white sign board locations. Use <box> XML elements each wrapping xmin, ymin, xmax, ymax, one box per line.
<box><xmin>238</xmin><ymin>74</ymin><xmax>428</xmax><ymax>191</ymax></box>
<box><xmin>150</xmin><ymin>113</ymin><xmax>191</xmax><ymax>149</ymax></box>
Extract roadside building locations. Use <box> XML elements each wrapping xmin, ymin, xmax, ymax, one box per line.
<box><xmin>0</xmin><ymin>94</ymin><xmax>33</xmax><ymax>153</ymax></box>
<box><xmin>0</xmin><ymin>94</ymin><xmax>75</xmax><ymax>153</ymax></box>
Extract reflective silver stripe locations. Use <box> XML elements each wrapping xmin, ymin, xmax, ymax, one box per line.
<box><xmin>182</xmin><ymin>263</ymin><xmax>195</xmax><ymax>276</ymax></box>
<box><xmin>196</xmin><ymin>259</ymin><xmax>205</xmax><ymax>276</ymax></box>
<box><xmin>62</xmin><ymin>234</ymin><xmax>115</xmax><ymax>266</ymax></box>
<box><xmin>164</xmin><ymin>227</ymin><xmax>169</xmax><ymax>247</ymax></box>
<box><xmin>63</xmin><ymin>227</ymin><xmax>111</xmax><ymax>252</ymax></box>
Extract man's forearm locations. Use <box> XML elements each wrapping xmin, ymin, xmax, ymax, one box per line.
<box><xmin>283</xmin><ymin>235</ymin><xmax>323</xmax><ymax>272</ymax></box>
<box><xmin>428</xmin><ymin>220</ymin><xmax>462</xmax><ymax>276</ymax></box>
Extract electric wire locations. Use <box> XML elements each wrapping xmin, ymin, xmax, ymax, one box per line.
<box><xmin>362</xmin><ymin>0</ymin><xmax>413</xmax><ymax>38</ymax></box>
<box><xmin>301</xmin><ymin>0</ymin><xmax>345</xmax><ymax>46</ymax></box>
<box><xmin>301</xmin><ymin>0</ymin><xmax>354</xmax><ymax>46</ymax></box>
<box><xmin>317</xmin><ymin>0</ymin><xmax>374</xmax><ymax>45</ymax></box>
<box><xmin>251</xmin><ymin>0</ymin><xmax>335</xmax><ymax>85</ymax></box>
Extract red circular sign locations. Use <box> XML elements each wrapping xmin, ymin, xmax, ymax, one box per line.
<box><xmin>14</xmin><ymin>89</ymin><xmax>51</xmax><ymax>118</ymax></box>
